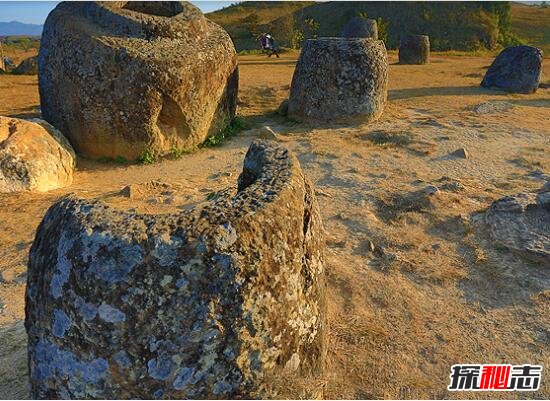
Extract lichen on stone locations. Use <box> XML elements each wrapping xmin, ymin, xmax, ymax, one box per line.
<box><xmin>26</xmin><ymin>140</ymin><xmax>326</xmax><ymax>398</ymax></box>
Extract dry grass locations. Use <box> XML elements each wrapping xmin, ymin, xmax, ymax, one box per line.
<box><xmin>0</xmin><ymin>52</ymin><xmax>549</xmax><ymax>399</ymax></box>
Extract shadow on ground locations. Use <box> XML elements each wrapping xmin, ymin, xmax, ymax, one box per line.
<box><xmin>389</xmin><ymin>85</ymin><xmax>504</xmax><ymax>100</ymax></box>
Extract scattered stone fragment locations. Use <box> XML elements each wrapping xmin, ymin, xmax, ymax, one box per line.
<box><xmin>288</xmin><ymin>37</ymin><xmax>388</xmax><ymax>124</ymax></box>
<box><xmin>121</xmin><ymin>180</ymin><xmax>173</xmax><ymax>200</ymax></box>
<box><xmin>399</xmin><ymin>34</ymin><xmax>430</xmax><ymax>65</ymax></box>
<box><xmin>315</xmin><ymin>188</ymin><xmax>332</xmax><ymax>198</ymax></box>
<box><xmin>341</xmin><ymin>17</ymin><xmax>378</xmax><ymax>39</ymax></box>
<box><xmin>278</xmin><ymin>99</ymin><xmax>289</xmax><ymax>116</ymax></box>
<box><xmin>12</xmin><ymin>56</ymin><xmax>38</xmax><ymax>75</ymax></box>
<box><xmin>472</xmin><ymin>101</ymin><xmax>513</xmax><ymax>114</ymax></box>
<box><xmin>257</xmin><ymin>126</ymin><xmax>279</xmax><ymax>141</ymax></box>
<box><xmin>26</xmin><ymin>140</ymin><xmax>326</xmax><ymax>399</ymax></box>
<box><xmin>0</xmin><ymin>116</ymin><xmax>75</xmax><ymax>193</ymax></box>
<box><xmin>0</xmin><ymin>265</ymin><xmax>27</xmax><ymax>284</ymax></box>
<box><xmin>366</xmin><ymin>240</ymin><xmax>376</xmax><ymax>252</ymax></box>
<box><xmin>481</xmin><ymin>45</ymin><xmax>543</xmax><ymax>94</ymax></box>
<box><xmin>539</xmin><ymin>181</ymin><xmax>550</xmax><ymax>193</ymax></box>
<box><xmin>422</xmin><ymin>185</ymin><xmax>440</xmax><ymax>196</ymax></box>
<box><xmin>38</xmin><ymin>1</ymin><xmax>238</xmax><ymax>160</ymax></box>
<box><xmin>482</xmin><ymin>183</ymin><xmax>550</xmax><ymax>261</ymax></box>
<box><xmin>449</xmin><ymin>148</ymin><xmax>469</xmax><ymax>159</ymax></box>
<box><xmin>440</xmin><ymin>181</ymin><xmax>465</xmax><ymax>192</ymax></box>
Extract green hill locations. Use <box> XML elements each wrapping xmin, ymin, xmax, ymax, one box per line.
<box><xmin>511</xmin><ymin>2</ymin><xmax>550</xmax><ymax>54</ymax></box>
<box><xmin>208</xmin><ymin>1</ymin><xmax>314</xmax><ymax>50</ymax></box>
<box><xmin>208</xmin><ymin>1</ymin><xmax>548</xmax><ymax>53</ymax></box>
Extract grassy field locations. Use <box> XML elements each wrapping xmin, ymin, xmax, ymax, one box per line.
<box><xmin>511</xmin><ymin>2</ymin><xmax>550</xmax><ymax>54</ymax></box>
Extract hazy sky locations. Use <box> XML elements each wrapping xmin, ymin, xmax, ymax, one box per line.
<box><xmin>0</xmin><ymin>1</ymin><xmax>234</xmax><ymax>24</ymax></box>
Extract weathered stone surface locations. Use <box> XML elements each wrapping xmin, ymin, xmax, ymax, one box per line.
<box><xmin>3</xmin><ymin>56</ymin><xmax>15</xmax><ymax>70</ymax></box>
<box><xmin>483</xmin><ymin>184</ymin><xmax>550</xmax><ymax>261</ymax></box>
<box><xmin>0</xmin><ymin>116</ymin><xmax>75</xmax><ymax>193</ymax></box>
<box><xmin>472</xmin><ymin>101</ymin><xmax>513</xmax><ymax>114</ymax></box>
<box><xmin>481</xmin><ymin>45</ymin><xmax>543</xmax><ymax>94</ymax></box>
<box><xmin>449</xmin><ymin>147</ymin><xmax>469</xmax><ymax>159</ymax></box>
<box><xmin>26</xmin><ymin>141</ymin><xmax>326</xmax><ymax>398</ymax></box>
<box><xmin>288</xmin><ymin>37</ymin><xmax>388</xmax><ymax>124</ymax></box>
<box><xmin>12</xmin><ymin>55</ymin><xmax>38</xmax><ymax>75</ymax></box>
<box><xmin>121</xmin><ymin>180</ymin><xmax>173</xmax><ymax>200</ymax></box>
<box><xmin>341</xmin><ymin>17</ymin><xmax>378</xmax><ymax>40</ymax></box>
<box><xmin>38</xmin><ymin>1</ymin><xmax>238</xmax><ymax>161</ymax></box>
<box><xmin>277</xmin><ymin>99</ymin><xmax>289</xmax><ymax>116</ymax></box>
<box><xmin>399</xmin><ymin>34</ymin><xmax>430</xmax><ymax>65</ymax></box>
<box><xmin>256</xmin><ymin>126</ymin><xmax>279</xmax><ymax>141</ymax></box>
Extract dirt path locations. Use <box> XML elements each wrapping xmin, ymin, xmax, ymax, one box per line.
<box><xmin>0</xmin><ymin>52</ymin><xmax>549</xmax><ymax>399</ymax></box>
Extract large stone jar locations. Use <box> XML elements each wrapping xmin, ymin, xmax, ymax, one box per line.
<box><xmin>398</xmin><ymin>34</ymin><xmax>430</xmax><ymax>65</ymax></box>
<box><xmin>288</xmin><ymin>37</ymin><xmax>388</xmax><ymax>124</ymax></box>
<box><xmin>26</xmin><ymin>141</ymin><xmax>326</xmax><ymax>398</ymax></box>
<box><xmin>38</xmin><ymin>1</ymin><xmax>238</xmax><ymax>161</ymax></box>
<box><xmin>341</xmin><ymin>17</ymin><xmax>378</xmax><ymax>40</ymax></box>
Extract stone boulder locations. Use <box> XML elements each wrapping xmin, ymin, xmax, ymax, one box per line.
<box><xmin>482</xmin><ymin>184</ymin><xmax>550</xmax><ymax>261</ymax></box>
<box><xmin>3</xmin><ymin>56</ymin><xmax>15</xmax><ymax>69</ymax></box>
<box><xmin>288</xmin><ymin>37</ymin><xmax>388</xmax><ymax>124</ymax></box>
<box><xmin>341</xmin><ymin>17</ymin><xmax>378</xmax><ymax>40</ymax></box>
<box><xmin>399</xmin><ymin>34</ymin><xmax>430</xmax><ymax>65</ymax></box>
<box><xmin>38</xmin><ymin>1</ymin><xmax>238</xmax><ymax>161</ymax></box>
<box><xmin>26</xmin><ymin>140</ymin><xmax>326</xmax><ymax>398</ymax></box>
<box><xmin>0</xmin><ymin>117</ymin><xmax>75</xmax><ymax>193</ymax></box>
<box><xmin>481</xmin><ymin>46</ymin><xmax>543</xmax><ymax>94</ymax></box>
<box><xmin>12</xmin><ymin>55</ymin><xmax>38</xmax><ymax>75</ymax></box>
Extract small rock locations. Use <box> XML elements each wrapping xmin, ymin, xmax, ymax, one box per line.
<box><xmin>0</xmin><ymin>117</ymin><xmax>76</xmax><ymax>193</ymax></box>
<box><xmin>0</xmin><ymin>266</ymin><xmax>27</xmax><ymax>284</ymax></box>
<box><xmin>539</xmin><ymin>181</ymin><xmax>550</xmax><ymax>194</ymax></box>
<box><xmin>423</xmin><ymin>185</ymin><xmax>440</xmax><ymax>196</ymax></box>
<box><xmin>315</xmin><ymin>188</ymin><xmax>332</xmax><ymax>198</ymax></box>
<box><xmin>121</xmin><ymin>180</ymin><xmax>172</xmax><ymax>200</ymax></box>
<box><xmin>440</xmin><ymin>181</ymin><xmax>465</xmax><ymax>192</ymax></box>
<box><xmin>482</xmin><ymin>183</ymin><xmax>550</xmax><ymax>260</ymax></box>
<box><xmin>327</xmin><ymin>236</ymin><xmax>347</xmax><ymax>248</ymax></box>
<box><xmin>257</xmin><ymin>126</ymin><xmax>279</xmax><ymax>141</ymax></box>
<box><xmin>472</xmin><ymin>101</ymin><xmax>513</xmax><ymax>114</ymax></box>
<box><xmin>449</xmin><ymin>148</ymin><xmax>469</xmax><ymax>159</ymax></box>
<box><xmin>367</xmin><ymin>240</ymin><xmax>376</xmax><ymax>252</ymax></box>
<box><xmin>373</xmin><ymin>245</ymin><xmax>386</xmax><ymax>258</ymax></box>
<box><xmin>278</xmin><ymin>99</ymin><xmax>289</xmax><ymax>116</ymax></box>
<box><xmin>12</xmin><ymin>56</ymin><xmax>38</xmax><ymax>75</ymax></box>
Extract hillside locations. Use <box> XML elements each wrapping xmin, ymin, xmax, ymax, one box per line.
<box><xmin>511</xmin><ymin>2</ymin><xmax>550</xmax><ymax>54</ymax></box>
<box><xmin>0</xmin><ymin>21</ymin><xmax>42</xmax><ymax>36</ymax></box>
<box><xmin>208</xmin><ymin>1</ymin><xmax>314</xmax><ymax>50</ymax></box>
<box><xmin>208</xmin><ymin>1</ymin><xmax>548</xmax><ymax>53</ymax></box>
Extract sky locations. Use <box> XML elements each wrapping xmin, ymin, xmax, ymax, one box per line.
<box><xmin>0</xmin><ymin>1</ymin><xmax>234</xmax><ymax>24</ymax></box>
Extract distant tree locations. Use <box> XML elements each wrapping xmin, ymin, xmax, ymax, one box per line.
<box><xmin>376</xmin><ymin>17</ymin><xmax>389</xmax><ymax>44</ymax></box>
<box><xmin>304</xmin><ymin>18</ymin><xmax>320</xmax><ymax>39</ymax></box>
<box><xmin>291</xmin><ymin>29</ymin><xmax>304</xmax><ymax>49</ymax></box>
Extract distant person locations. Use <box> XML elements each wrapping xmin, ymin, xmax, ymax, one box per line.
<box><xmin>261</xmin><ymin>33</ymin><xmax>280</xmax><ymax>58</ymax></box>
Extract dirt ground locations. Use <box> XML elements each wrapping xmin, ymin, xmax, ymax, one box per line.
<box><xmin>0</xmin><ymin>51</ymin><xmax>549</xmax><ymax>399</ymax></box>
